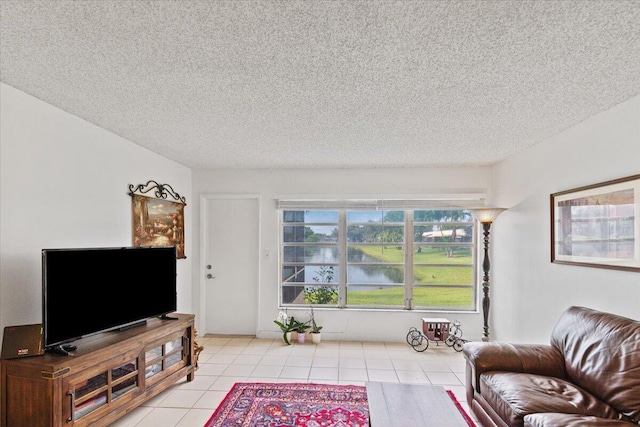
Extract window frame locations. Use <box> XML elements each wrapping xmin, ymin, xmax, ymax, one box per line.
<box><xmin>278</xmin><ymin>205</ymin><xmax>479</xmax><ymax>312</ymax></box>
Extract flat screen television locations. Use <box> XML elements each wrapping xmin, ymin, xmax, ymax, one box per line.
<box><xmin>42</xmin><ymin>246</ymin><xmax>177</xmax><ymax>353</ymax></box>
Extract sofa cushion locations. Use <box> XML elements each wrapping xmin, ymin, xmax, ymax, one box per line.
<box><xmin>550</xmin><ymin>306</ymin><xmax>640</xmax><ymax>423</ymax></box>
<box><xmin>480</xmin><ymin>371</ymin><xmax>622</xmax><ymax>427</ymax></box>
<box><xmin>524</xmin><ymin>413</ymin><xmax>634</xmax><ymax>427</ymax></box>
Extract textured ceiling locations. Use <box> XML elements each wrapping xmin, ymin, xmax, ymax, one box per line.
<box><xmin>1</xmin><ymin>1</ymin><xmax>639</xmax><ymax>170</ymax></box>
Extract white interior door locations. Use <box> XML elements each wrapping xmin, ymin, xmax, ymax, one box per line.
<box><xmin>204</xmin><ymin>196</ymin><xmax>258</xmax><ymax>335</ymax></box>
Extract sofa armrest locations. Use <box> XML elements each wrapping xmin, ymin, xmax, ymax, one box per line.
<box><xmin>463</xmin><ymin>342</ymin><xmax>566</xmax><ymax>396</ymax></box>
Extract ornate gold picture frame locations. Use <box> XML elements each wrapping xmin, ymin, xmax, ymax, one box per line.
<box><xmin>129</xmin><ymin>181</ymin><xmax>186</xmax><ymax>259</ymax></box>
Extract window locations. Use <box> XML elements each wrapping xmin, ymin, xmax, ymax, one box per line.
<box><xmin>412</xmin><ymin>210</ymin><xmax>475</xmax><ymax>310</ymax></box>
<box><xmin>279</xmin><ymin>206</ymin><xmax>477</xmax><ymax>311</ymax></box>
<box><xmin>347</xmin><ymin>210</ymin><xmax>405</xmax><ymax>307</ymax></box>
<box><xmin>281</xmin><ymin>210</ymin><xmax>339</xmax><ymax>305</ymax></box>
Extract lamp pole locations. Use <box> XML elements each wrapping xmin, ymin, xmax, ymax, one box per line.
<box><xmin>480</xmin><ymin>222</ymin><xmax>492</xmax><ymax>342</ymax></box>
<box><xmin>470</xmin><ymin>208</ymin><xmax>506</xmax><ymax>342</ymax></box>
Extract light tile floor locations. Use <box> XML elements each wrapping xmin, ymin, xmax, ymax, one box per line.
<box><xmin>110</xmin><ymin>336</ymin><xmax>479</xmax><ymax>426</ymax></box>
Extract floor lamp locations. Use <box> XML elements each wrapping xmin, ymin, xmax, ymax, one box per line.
<box><xmin>470</xmin><ymin>208</ymin><xmax>507</xmax><ymax>342</ymax></box>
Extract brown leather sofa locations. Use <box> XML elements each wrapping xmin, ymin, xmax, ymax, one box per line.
<box><xmin>462</xmin><ymin>306</ymin><xmax>640</xmax><ymax>427</ymax></box>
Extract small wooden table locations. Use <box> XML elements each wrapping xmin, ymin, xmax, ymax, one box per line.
<box><xmin>366</xmin><ymin>382</ymin><xmax>470</xmax><ymax>427</ymax></box>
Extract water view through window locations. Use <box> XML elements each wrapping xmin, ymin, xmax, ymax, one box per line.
<box><xmin>280</xmin><ymin>208</ymin><xmax>477</xmax><ymax>311</ymax></box>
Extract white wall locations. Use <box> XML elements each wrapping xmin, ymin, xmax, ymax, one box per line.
<box><xmin>491</xmin><ymin>94</ymin><xmax>640</xmax><ymax>343</ymax></box>
<box><xmin>192</xmin><ymin>96</ymin><xmax>640</xmax><ymax>345</ymax></box>
<box><xmin>3</xmin><ymin>81</ymin><xmax>637</xmax><ymax>348</ymax></box>
<box><xmin>192</xmin><ymin>167</ymin><xmax>492</xmax><ymax>342</ymax></box>
<box><xmin>0</xmin><ymin>83</ymin><xmax>193</xmax><ymax>344</ymax></box>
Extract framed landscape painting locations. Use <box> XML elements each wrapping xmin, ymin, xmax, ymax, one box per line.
<box><xmin>132</xmin><ymin>194</ymin><xmax>186</xmax><ymax>259</ymax></box>
<box><xmin>551</xmin><ymin>174</ymin><xmax>640</xmax><ymax>272</ymax></box>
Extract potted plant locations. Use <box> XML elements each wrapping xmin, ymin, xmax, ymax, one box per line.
<box><xmin>292</xmin><ymin>318</ymin><xmax>310</xmax><ymax>344</ymax></box>
<box><xmin>309</xmin><ymin>306</ymin><xmax>323</xmax><ymax>344</ymax></box>
<box><xmin>273</xmin><ymin>311</ymin><xmax>296</xmax><ymax>345</ymax></box>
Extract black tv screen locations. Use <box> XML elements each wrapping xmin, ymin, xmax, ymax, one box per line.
<box><xmin>42</xmin><ymin>246</ymin><xmax>177</xmax><ymax>350</ymax></box>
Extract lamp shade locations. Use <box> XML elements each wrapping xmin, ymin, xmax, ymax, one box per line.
<box><xmin>470</xmin><ymin>208</ymin><xmax>507</xmax><ymax>223</ymax></box>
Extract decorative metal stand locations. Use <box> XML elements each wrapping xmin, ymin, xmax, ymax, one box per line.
<box><xmin>480</xmin><ymin>222</ymin><xmax>492</xmax><ymax>342</ymax></box>
<box><xmin>470</xmin><ymin>207</ymin><xmax>506</xmax><ymax>342</ymax></box>
<box><xmin>128</xmin><ymin>180</ymin><xmax>187</xmax><ymax>205</ymax></box>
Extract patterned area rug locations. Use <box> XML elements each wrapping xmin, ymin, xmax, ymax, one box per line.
<box><xmin>204</xmin><ymin>382</ymin><xmax>477</xmax><ymax>427</ymax></box>
<box><xmin>446</xmin><ymin>389</ymin><xmax>477</xmax><ymax>427</ymax></box>
<box><xmin>203</xmin><ymin>382</ymin><xmax>369</xmax><ymax>427</ymax></box>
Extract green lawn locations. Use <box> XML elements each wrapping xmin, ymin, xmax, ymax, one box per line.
<box><xmin>346</xmin><ymin>286</ymin><xmax>472</xmax><ymax>307</ymax></box>
<box><xmin>353</xmin><ymin>245</ymin><xmax>471</xmax><ymax>264</ymax></box>
<box><xmin>301</xmin><ymin>244</ymin><xmax>476</xmax><ymax>306</ymax></box>
<box><xmin>351</xmin><ymin>245</ymin><xmax>472</xmax><ymax>284</ymax></box>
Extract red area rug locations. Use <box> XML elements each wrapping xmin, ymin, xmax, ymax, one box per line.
<box><xmin>203</xmin><ymin>382</ymin><xmax>476</xmax><ymax>427</ymax></box>
<box><xmin>204</xmin><ymin>382</ymin><xmax>369</xmax><ymax>427</ymax></box>
<box><xmin>446</xmin><ymin>389</ymin><xmax>477</xmax><ymax>427</ymax></box>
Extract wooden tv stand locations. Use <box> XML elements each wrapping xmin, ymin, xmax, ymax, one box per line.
<box><xmin>0</xmin><ymin>313</ymin><xmax>195</xmax><ymax>427</ymax></box>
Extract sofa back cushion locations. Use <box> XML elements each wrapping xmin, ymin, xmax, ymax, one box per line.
<box><xmin>550</xmin><ymin>306</ymin><xmax>640</xmax><ymax>423</ymax></box>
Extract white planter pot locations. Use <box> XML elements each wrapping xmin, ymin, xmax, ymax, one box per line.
<box><xmin>311</xmin><ymin>332</ymin><xmax>322</xmax><ymax>344</ymax></box>
<box><xmin>297</xmin><ymin>332</ymin><xmax>306</xmax><ymax>344</ymax></box>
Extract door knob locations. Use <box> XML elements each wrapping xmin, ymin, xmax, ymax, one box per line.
<box><xmin>207</xmin><ymin>273</ymin><xmax>215</xmax><ymax>279</ymax></box>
